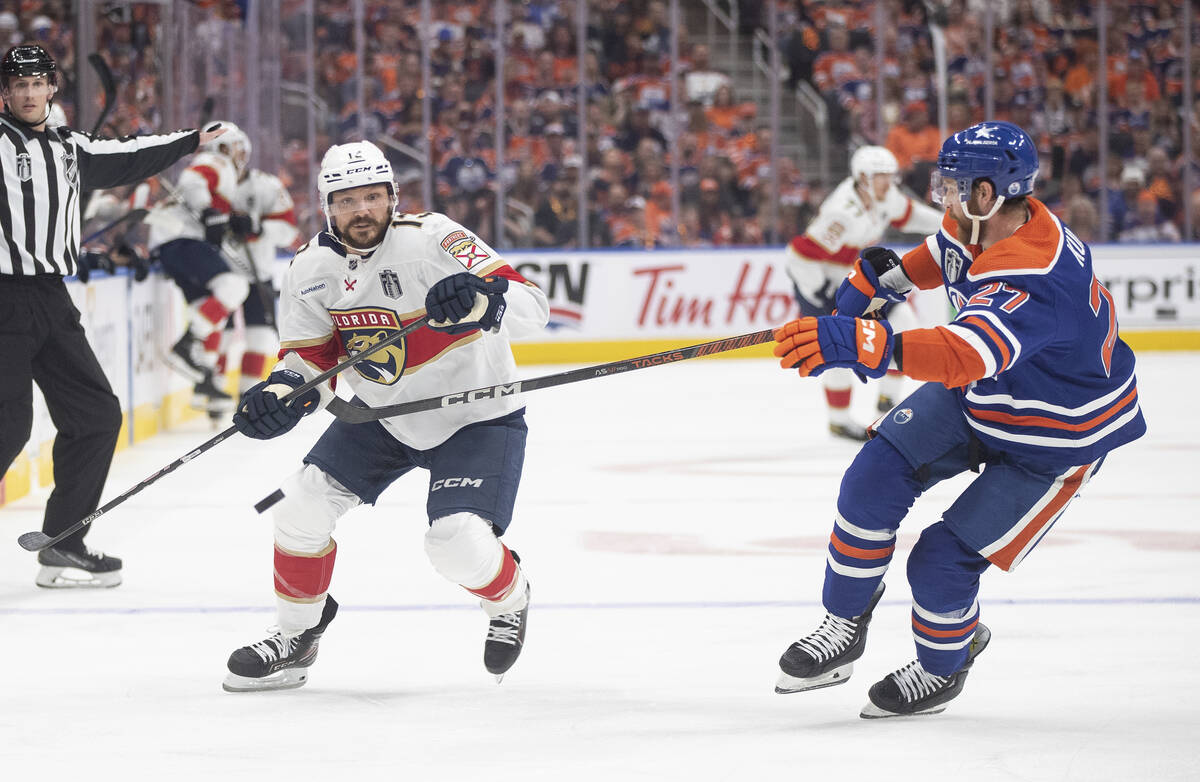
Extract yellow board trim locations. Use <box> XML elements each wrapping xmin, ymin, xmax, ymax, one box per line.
<box><xmin>1</xmin><ymin>451</ymin><xmax>33</xmax><ymax>505</ymax></box>
<box><xmin>37</xmin><ymin>440</ymin><xmax>53</xmax><ymax>488</ymax></box>
<box><xmin>511</xmin><ymin>339</ymin><xmax>775</xmax><ymax>365</ymax></box>
<box><xmin>1121</xmin><ymin>330</ymin><xmax>1200</xmax><ymax>351</ymax></box>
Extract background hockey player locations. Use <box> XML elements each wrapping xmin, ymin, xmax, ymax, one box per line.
<box><xmin>147</xmin><ymin>122</ymin><xmax>254</xmax><ymax>413</ymax></box>
<box><xmin>0</xmin><ymin>43</ymin><xmax>225</xmax><ymax>588</ymax></box>
<box><xmin>223</xmin><ymin>140</ymin><xmax>549</xmax><ymax>692</ymax></box>
<box><xmin>784</xmin><ymin>145</ymin><xmax>942</xmax><ymax>441</ymax></box>
<box><xmin>209</xmin><ymin>136</ymin><xmax>300</xmax><ymax>406</ymax></box>
<box><xmin>770</xmin><ymin>122</ymin><xmax>1146</xmax><ymax>718</ymax></box>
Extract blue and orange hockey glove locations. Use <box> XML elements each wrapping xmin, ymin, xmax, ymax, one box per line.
<box><xmin>773</xmin><ymin>316</ymin><xmax>894</xmax><ymax>378</ymax></box>
<box><xmin>834</xmin><ymin>246</ymin><xmax>908</xmax><ymax>318</ymax></box>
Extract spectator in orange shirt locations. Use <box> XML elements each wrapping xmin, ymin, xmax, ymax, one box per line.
<box><xmin>645</xmin><ymin>180</ymin><xmax>680</xmax><ymax>246</ymax></box>
<box><xmin>885</xmin><ymin>100</ymin><xmax>942</xmax><ymax>192</ymax></box>
<box><xmin>1109</xmin><ymin>49</ymin><xmax>1161</xmax><ymax>103</ymax></box>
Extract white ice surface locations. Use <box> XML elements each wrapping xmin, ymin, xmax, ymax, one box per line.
<box><xmin>2</xmin><ymin>353</ymin><xmax>1197</xmax><ymax>781</ymax></box>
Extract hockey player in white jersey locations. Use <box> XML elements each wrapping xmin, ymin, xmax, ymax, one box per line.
<box><xmin>209</xmin><ymin>138</ymin><xmax>299</xmax><ymax>400</ymax></box>
<box><xmin>146</xmin><ymin>122</ymin><xmax>253</xmax><ymax>412</ymax></box>
<box><xmin>223</xmin><ymin>141</ymin><xmax>549</xmax><ymax>692</ymax></box>
<box><xmin>784</xmin><ymin>146</ymin><xmax>942</xmax><ymax>440</ymax></box>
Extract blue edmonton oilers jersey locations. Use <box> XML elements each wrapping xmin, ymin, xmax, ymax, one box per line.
<box><xmin>921</xmin><ymin>199</ymin><xmax>1146</xmax><ymax>466</ymax></box>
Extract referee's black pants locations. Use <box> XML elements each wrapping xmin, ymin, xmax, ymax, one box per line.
<box><xmin>0</xmin><ymin>276</ymin><xmax>122</xmax><ymax>551</ymax></box>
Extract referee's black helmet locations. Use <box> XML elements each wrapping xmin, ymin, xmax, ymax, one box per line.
<box><xmin>1</xmin><ymin>44</ymin><xmax>57</xmax><ymax>87</ymax></box>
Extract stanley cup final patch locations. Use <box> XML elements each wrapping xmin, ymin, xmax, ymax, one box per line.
<box><xmin>379</xmin><ymin>268</ymin><xmax>402</xmax><ymax>299</ymax></box>
<box><xmin>439</xmin><ymin>230</ymin><xmax>490</xmax><ymax>270</ymax></box>
<box><xmin>15</xmin><ymin>152</ymin><xmax>32</xmax><ymax>182</ymax></box>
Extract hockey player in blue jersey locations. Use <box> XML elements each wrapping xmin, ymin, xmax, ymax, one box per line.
<box><xmin>769</xmin><ymin>121</ymin><xmax>1146</xmax><ymax>718</ymax></box>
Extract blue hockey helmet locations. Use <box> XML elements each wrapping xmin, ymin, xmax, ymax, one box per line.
<box><xmin>933</xmin><ymin>121</ymin><xmax>1038</xmax><ymax>207</ymax></box>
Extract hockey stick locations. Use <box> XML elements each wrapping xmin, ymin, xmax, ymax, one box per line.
<box><xmin>87</xmin><ymin>53</ymin><xmax>117</xmax><ymax>136</ymax></box>
<box><xmin>16</xmin><ymin>315</ymin><xmax>431</xmax><ymax>552</ymax></box>
<box><xmin>325</xmin><ymin>329</ymin><xmax>776</xmax><ymax>424</ymax></box>
<box><xmin>80</xmin><ymin>207</ymin><xmax>149</xmax><ymax>246</ymax></box>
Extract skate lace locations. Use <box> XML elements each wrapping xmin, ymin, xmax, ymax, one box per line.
<box><xmin>794</xmin><ymin>613</ymin><xmax>857</xmax><ymax>662</ymax></box>
<box><xmin>890</xmin><ymin>660</ymin><xmax>949</xmax><ymax>703</ymax></box>
<box><xmin>486</xmin><ymin>613</ymin><xmax>522</xmax><ymax>646</ymax></box>
<box><xmin>249</xmin><ymin>628</ymin><xmax>299</xmax><ymax>663</ymax></box>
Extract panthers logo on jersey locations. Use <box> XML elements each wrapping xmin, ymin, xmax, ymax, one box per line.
<box><xmin>329</xmin><ymin>307</ymin><xmax>408</xmax><ymax>385</ymax></box>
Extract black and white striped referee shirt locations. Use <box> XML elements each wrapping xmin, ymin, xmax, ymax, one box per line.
<box><xmin>0</xmin><ymin>110</ymin><xmax>199</xmax><ymax>277</ymax></box>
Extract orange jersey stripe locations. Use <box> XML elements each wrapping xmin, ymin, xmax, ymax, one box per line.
<box><xmin>961</xmin><ymin>315</ymin><xmax>1012</xmax><ymax>371</ymax></box>
<box><xmin>988</xmin><ymin>464</ymin><xmax>1090</xmax><ymax>571</ymax></box>
<box><xmin>911</xmin><ymin>616</ymin><xmax>979</xmax><ymax>639</ymax></box>
<box><xmin>967</xmin><ymin>388</ymin><xmax>1139</xmax><ymax>432</ymax></box>
<box><xmin>829</xmin><ymin>532</ymin><xmax>895</xmax><ymax>561</ymax></box>
<box><xmin>897</xmin><ymin>326</ymin><xmax>988</xmax><ymax>387</ymax></box>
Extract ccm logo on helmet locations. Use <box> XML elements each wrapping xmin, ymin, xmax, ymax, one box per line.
<box><xmin>431</xmin><ymin>477</ymin><xmax>483</xmax><ymax>491</ymax></box>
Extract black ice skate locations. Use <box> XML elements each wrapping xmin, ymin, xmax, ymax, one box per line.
<box><xmin>484</xmin><ymin>584</ymin><xmax>530</xmax><ymax>683</ymax></box>
<box><xmin>860</xmin><ymin>622</ymin><xmax>992</xmax><ymax>719</ymax></box>
<box><xmin>776</xmin><ymin>583</ymin><xmax>885</xmax><ymax>694</ymax></box>
<box><xmin>35</xmin><ymin>545</ymin><xmax>123</xmax><ymax>588</ymax></box>
<box><xmin>167</xmin><ymin>331</ymin><xmax>211</xmax><ymax>383</ymax></box>
<box><xmin>223</xmin><ymin>595</ymin><xmax>339</xmax><ymax>693</ymax></box>
<box><xmin>829</xmin><ymin>422</ymin><xmax>869</xmax><ymax>442</ymax></box>
<box><xmin>192</xmin><ymin>374</ymin><xmax>234</xmax><ymax>414</ymax></box>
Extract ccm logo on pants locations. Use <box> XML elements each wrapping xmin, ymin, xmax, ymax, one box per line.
<box><xmin>432</xmin><ymin>477</ymin><xmax>484</xmax><ymax>491</ymax></box>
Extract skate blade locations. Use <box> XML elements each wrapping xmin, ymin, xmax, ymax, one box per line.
<box><xmin>222</xmin><ymin>668</ymin><xmax>310</xmax><ymax>693</ymax></box>
<box><xmin>494</xmin><ymin>674</ymin><xmax>505</xmax><ymax>684</ymax></box>
<box><xmin>775</xmin><ymin>663</ymin><xmax>853</xmax><ymax>694</ymax></box>
<box><xmin>35</xmin><ymin>566</ymin><xmax>121</xmax><ymax>589</ymax></box>
<box><xmin>859</xmin><ymin>701</ymin><xmax>947</xmax><ymax>719</ymax></box>
<box><xmin>164</xmin><ymin>353</ymin><xmax>208</xmax><ymax>383</ymax></box>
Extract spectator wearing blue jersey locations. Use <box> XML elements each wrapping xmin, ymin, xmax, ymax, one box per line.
<box><xmin>769</xmin><ymin>121</ymin><xmax>1146</xmax><ymax>719</ymax></box>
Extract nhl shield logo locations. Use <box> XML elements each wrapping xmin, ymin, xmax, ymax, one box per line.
<box><xmin>943</xmin><ymin>247</ymin><xmax>964</xmax><ymax>283</ymax></box>
<box><xmin>379</xmin><ymin>269</ymin><xmax>402</xmax><ymax>299</ymax></box>
<box><xmin>15</xmin><ymin>152</ymin><xmax>32</xmax><ymax>182</ymax></box>
<box><xmin>61</xmin><ymin>150</ymin><xmax>79</xmax><ymax>190</ymax></box>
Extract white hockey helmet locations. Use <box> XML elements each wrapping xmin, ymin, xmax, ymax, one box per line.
<box><xmin>317</xmin><ymin>140</ymin><xmax>398</xmax><ymax>239</ymax></box>
<box><xmin>850</xmin><ymin>145</ymin><xmax>899</xmax><ymax>180</ymax></box>
<box><xmin>203</xmin><ymin>121</ymin><xmax>252</xmax><ymax>175</ymax></box>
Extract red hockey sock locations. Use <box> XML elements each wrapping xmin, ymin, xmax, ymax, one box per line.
<box><xmin>465</xmin><ymin>544</ymin><xmax>519</xmax><ymax>602</ymax></box>
<box><xmin>274</xmin><ymin>541</ymin><xmax>337</xmax><ymax>601</ymax></box>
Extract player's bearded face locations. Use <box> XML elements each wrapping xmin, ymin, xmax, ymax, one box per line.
<box><xmin>330</xmin><ymin>184</ymin><xmax>393</xmax><ymax>248</ymax></box>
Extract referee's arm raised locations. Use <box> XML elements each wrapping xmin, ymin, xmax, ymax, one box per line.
<box><xmin>73</xmin><ymin>125</ymin><xmax>224</xmax><ymax>192</ymax></box>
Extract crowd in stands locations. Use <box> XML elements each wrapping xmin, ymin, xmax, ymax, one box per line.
<box><xmin>5</xmin><ymin>1</ymin><xmax>1200</xmax><ymax>249</ymax></box>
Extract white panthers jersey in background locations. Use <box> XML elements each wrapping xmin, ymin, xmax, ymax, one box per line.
<box><xmin>225</xmin><ymin>169</ymin><xmax>299</xmax><ymax>280</ymax></box>
<box><xmin>279</xmin><ymin>211</ymin><xmax>550</xmax><ymax>450</ymax></box>
<box><xmin>785</xmin><ymin>177</ymin><xmax>943</xmax><ymax>301</ymax></box>
<box><xmin>145</xmin><ymin>150</ymin><xmax>240</xmax><ymax>250</ymax></box>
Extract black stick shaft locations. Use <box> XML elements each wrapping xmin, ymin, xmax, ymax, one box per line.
<box><xmin>17</xmin><ymin>315</ymin><xmax>429</xmax><ymax>552</ymax></box>
<box><xmin>327</xmin><ymin>328</ymin><xmax>776</xmax><ymax>424</ymax></box>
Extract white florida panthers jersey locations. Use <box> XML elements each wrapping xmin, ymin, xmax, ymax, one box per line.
<box><xmin>279</xmin><ymin>211</ymin><xmax>550</xmax><ymax>450</ymax></box>
<box><xmin>785</xmin><ymin>177</ymin><xmax>943</xmax><ymax>301</ymax></box>
<box><xmin>225</xmin><ymin>169</ymin><xmax>299</xmax><ymax>280</ymax></box>
<box><xmin>145</xmin><ymin>150</ymin><xmax>240</xmax><ymax>250</ymax></box>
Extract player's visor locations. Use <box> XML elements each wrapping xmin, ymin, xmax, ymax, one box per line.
<box><xmin>325</xmin><ymin>187</ymin><xmax>394</xmax><ymax>217</ymax></box>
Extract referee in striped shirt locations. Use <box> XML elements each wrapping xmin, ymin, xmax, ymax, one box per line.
<box><xmin>0</xmin><ymin>43</ymin><xmax>226</xmax><ymax>588</ymax></box>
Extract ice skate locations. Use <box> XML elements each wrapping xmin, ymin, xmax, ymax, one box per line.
<box><xmin>776</xmin><ymin>583</ymin><xmax>885</xmax><ymax>694</ymax></box>
<box><xmin>484</xmin><ymin>584</ymin><xmax>530</xmax><ymax>683</ymax></box>
<box><xmin>860</xmin><ymin>622</ymin><xmax>991</xmax><ymax>719</ymax></box>
<box><xmin>223</xmin><ymin>595</ymin><xmax>339</xmax><ymax>692</ymax></box>
<box><xmin>35</xmin><ymin>545</ymin><xmax>123</xmax><ymax>588</ymax></box>
<box><xmin>167</xmin><ymin>331</ymin><xmax>211</xmax><ymax>383</ymax></box>
<box><xmin>829</xmin><ymin>422</ymin><xmax>869</xmax><ymax>442</ymax></box>
<box><xmin>192</xmin><ymin>374</ymin><xmax>235</xmax><ymax>414</ymax></box>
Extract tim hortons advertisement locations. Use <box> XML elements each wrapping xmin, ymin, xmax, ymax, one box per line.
<box><xmin>506</xmin><ymin>249</ymin><xmax>951</xmax><ymax>342</ymax></box>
